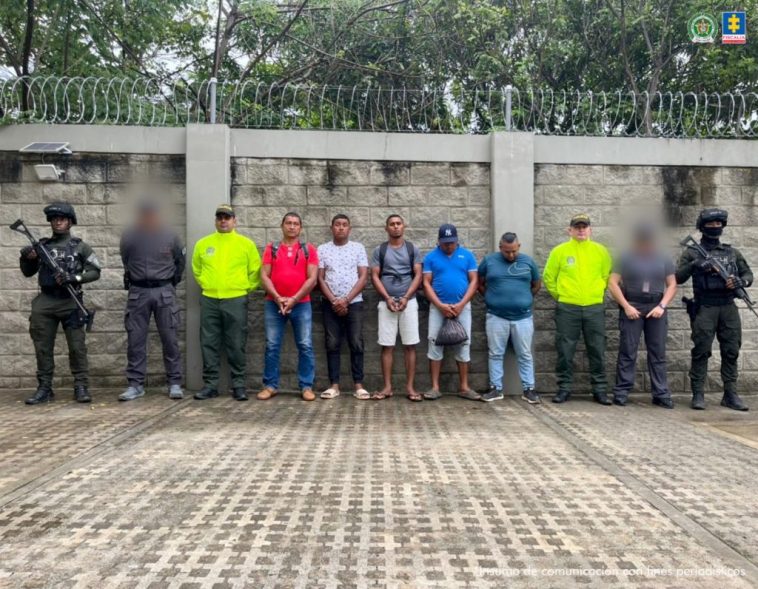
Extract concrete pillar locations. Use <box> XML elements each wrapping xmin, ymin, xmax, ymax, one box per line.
<box><xmin>489</xmin><ymin>132</ymin><xmax>536</xmax><ymax>395</ymax></box>
<box><xmin>491</xmin><ymin>132</ymin><xmax>535</xmax><ymax>251</ymax></box>
<box><xmin>185</xmin><ymin>124</ymin><xmax>231</xmax><ymax>390</ymax></box>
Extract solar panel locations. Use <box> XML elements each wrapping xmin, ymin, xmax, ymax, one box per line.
<box><xmin>20</xmin><ymin>142</ymin><xmax>72</xmax><ymax>154</ymax></box>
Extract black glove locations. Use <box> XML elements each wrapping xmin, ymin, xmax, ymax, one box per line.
<box><xmin>696</xmin><ymin>258</ymin><xmax>715</xmax><ymax>272</ymax></box>
<box><xmin>55</xmin><ymin>271</ymin><xmax>78</xmax><ymax>285</ymax></box>
<box><xmin>20</xmin><ymin>245</ymin><xmax>34</xmax><ymax>259</ymax></box>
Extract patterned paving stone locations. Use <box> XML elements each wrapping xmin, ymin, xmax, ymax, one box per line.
<box><xmin>0</xmin><ymin>394</ymin><xmax>182</xmax><ymax>496</ymax></box>
<box><xmin>537</xmin><ymin>396</ymin><xmax>758</xmax><ymax>565</ymax></box>
<box><xmin>0</xmin><ymin>394</ymin><xmax>755</xmax><ymax>588</ymax></box>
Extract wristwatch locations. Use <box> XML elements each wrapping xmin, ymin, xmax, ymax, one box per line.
<box><xmin>658</xmin><ymin>303</ymin><xmax>666</xmax><ymax>310</ymax></box>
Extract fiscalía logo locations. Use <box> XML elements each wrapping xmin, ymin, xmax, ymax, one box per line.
<box><xmin>689</xmin><ymin>13</ymin><xmax>717</xmax><ymax>43</ymax></box>
<box><xmin>722</xmin><ymin>12</ymin><xmax>747</xmax><ymax>45</ymax></box>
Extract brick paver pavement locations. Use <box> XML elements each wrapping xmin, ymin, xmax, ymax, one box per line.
<box><xmin>0</xmin><ymin>392</ymin><xmax>756</xmax><ymax>588</ymax></box>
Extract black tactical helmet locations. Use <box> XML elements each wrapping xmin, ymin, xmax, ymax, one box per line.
<box><xmin>696</xmin><ymin>208</ymin><xmax>727</xmax><ymax>231</ymax></box>
<box><xmin>43</xmin><ymin>202</ymin><xmax>77</xmax><ymax>225</ymax></box>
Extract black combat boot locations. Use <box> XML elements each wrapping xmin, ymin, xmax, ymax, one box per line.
<box><xmin>691</xmin><ymin>391</ymin><xmax>705</xmax><ymax>410</ymax></box>
<box><xmin>74</xmin><ymin>385</ymin><xmax>92</xmax><ymax>403</ymax></box>
<box><xmin>592</xmin><ymin>391</ymin><xmax>612</xmax><ymax>406</ymax></box>
<box><xmin>232</xmin><ymin>387</ymin><xmax>249</xmax><ymax>401</ymax></box>
<box><xmin>652</xmin><ymin>397</ymin><xmax>674</xmax><ymax>409</ymax></box>
<box><xmin>25</xmin><ymin>386</ymin><xmax>54</xmax><ymax>405</ymax></box>
<box><xmin>552</xmin><ymin>390</ymin><xmax>571</xmax><ymax>404</ymax></box>
<box><xmin>721</xmin><ymin>391</ymin><xmax>749</xmax><ymax>412</ymax></box>
<box><xmin>194</xmin><ymin>386</ymin><xmax>219</xmax><ymax>400</ymax></box>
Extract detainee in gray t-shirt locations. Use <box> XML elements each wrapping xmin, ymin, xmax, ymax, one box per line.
<box><xmin>371</xmin><ymin>242</ymin><xmax>422</xmax><ymax>298</ymax></box>
<box><xmin>370</xmin><ymin>214</ymin><xmax>425</xmax><ymax>401</ymax></box>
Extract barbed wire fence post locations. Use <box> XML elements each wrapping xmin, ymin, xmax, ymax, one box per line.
<box><xmin>209</xmin><ymin>77</ymin><xmax>218</xmax><ymax>124</ymax></box>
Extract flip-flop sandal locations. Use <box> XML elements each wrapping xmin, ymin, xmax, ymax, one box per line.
<box><xmin>320</xmin><ymin>388</ymin><xmax>340</xmax><ymax>399</ymax></box>
<box><xmin>407</xmin><ymin>392</ymin><xmax>423</xmax><ymax>402</ymax></box>
<box><xmin>371</xmin><ymin>390</ymin><xmax>394</xmax><ymax>400</ymax></box>
<box><xmin>354</xmin><ymin>388</ymin><xmax>371</xmax><ymax>400</ymax></box>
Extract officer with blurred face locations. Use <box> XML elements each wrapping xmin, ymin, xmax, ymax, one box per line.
<box><xmin>608</xmin><ymin>223</ymin><xmax>677</xmax><ymax>408</ymax></box>
<box><xmin>676</xmin><ymin>208</ymin><xmax>753</xmax><ymax>411</ymax></box>
<box><xmin>20</xmin><ymin>203</ymin><xmax>101</xmax><ymax>405</ymax></box>
<box><xmin>119</xmin><ymin>201</ymin><xmax>186</xmax><ymax>401</ymax></box>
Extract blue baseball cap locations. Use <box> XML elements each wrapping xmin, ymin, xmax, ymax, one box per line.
<box><xmin>438</xmin><ymin>223</ymin><xmax>458</xmax><ymax>244</ymax></box>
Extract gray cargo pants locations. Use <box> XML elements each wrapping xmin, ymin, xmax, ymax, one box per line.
<box><xmin>124</xmin><ymin>284</ymin><xmax>182</xmax><ymax>386</ymax></box>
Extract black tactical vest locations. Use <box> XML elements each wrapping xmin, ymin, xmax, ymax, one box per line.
<box><xmin>38</xmin><ymin>237</ymin><xmax>83</xmax><ymax>288</ymax></box>
<box><xmin>691</xmin><ymin>243</ymin><xmax>738</xmax><ymax>303</ymax></box>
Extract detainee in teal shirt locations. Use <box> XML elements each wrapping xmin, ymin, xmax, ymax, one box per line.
<box><xmin>478</xmin><ymin>251</ymin><xmax>541</xmax><ymax>319</ymax></box>
<box><xmin>477</xmin><ymin>232</ymin><xmax>543</xmax><ymax>402</ymax></box>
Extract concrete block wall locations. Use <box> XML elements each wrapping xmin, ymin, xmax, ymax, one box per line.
<box><xmin>533</xmin><ymin>164</ymin><xmax>758</xmax><ymax>394</ymax></box>
<box><xmin>2</xmin><ymin>126</ymin><xmax>757</xmax><ymax>397</ymax></box>
<box><xmin>0</xmin><ymin>152</ymin><xmax>186</xmax><ymax>391</ymax></box>
<box><xmin>230</xmin><ymin>158</ymin><xmax>492</xmax><ymax>393</ymax></box>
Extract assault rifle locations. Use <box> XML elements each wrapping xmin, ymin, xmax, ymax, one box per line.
<box><xmin>680</xmin><ymin>234</ymin><xmax>758</xmax><ymax>320</ymax></box>
<box><xmin>10</xmin><ymin>219</ymin><xmax>95</xmax><ymax>331</ymax></box>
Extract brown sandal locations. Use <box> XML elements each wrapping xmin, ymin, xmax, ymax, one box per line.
<box><xmin>407</xmin><ymin>392</ymin><xmax>423</xmax><ymax>402</ymax></box>
<box><xmin>371</xmin><ymin>390</ymin><xmax>394</xmax><ymax>400</ymax></box>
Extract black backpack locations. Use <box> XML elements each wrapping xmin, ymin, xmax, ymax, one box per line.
<box><xmin>378</xmin><ymin>240</ymin><xmax>415</xmax><ymax>279</ymax></box>
<box><xmin>378</xmin><ymin>240</ymin><xmax>422</xmax><ymax>299</ymax></box>
<box><xmin>270</xmin><ymin>241</ymin><xmax>310</xmax><ymax>263</ymax></box>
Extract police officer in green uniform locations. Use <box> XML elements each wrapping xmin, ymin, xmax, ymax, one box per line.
<box><xmin>676</xmin><ymin>208</ymin><xmax>753</xmax><ymax>411</ymax></box>
<box><xmin>20</xmin><ymin>203</ymin><xmax>101</xmax><ymax>405</ymax></box>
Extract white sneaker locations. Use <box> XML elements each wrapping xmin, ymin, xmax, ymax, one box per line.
<box><xmin>168</xmin><ymin>384</ymin><xmax>184</xmax><ymax>399</ymax></box>
<box><xmin>119</xmin><ymin>385</ymin><xmax>145</xmax><ymax>401</ymax></box>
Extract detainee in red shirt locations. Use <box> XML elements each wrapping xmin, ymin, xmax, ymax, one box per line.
<box><xmin>258</xmin><ymin>212</ymin><xmax>319</xmax><ymax>401</ymax></box>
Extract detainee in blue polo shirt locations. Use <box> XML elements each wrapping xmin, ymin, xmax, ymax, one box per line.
<box><xmin>478</xmin><ymin>232</ymin><xmax>542</xmax><ymax>404</ymax></box>
<box><xmin>422</xmin><ymin>224</ymin><xmax>480</xmax><ymax>401</ymax></box>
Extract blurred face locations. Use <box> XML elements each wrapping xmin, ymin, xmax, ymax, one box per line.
<box><xmin>50</xmin><ymin>216</ymin><xmax>71</xmax><ymax>234</ymax></box>
<box><xmin>331</xmin><ymin>218</ymin><xmax>351</xmax><ymax>242</ymax></box>
<box><xmin>569</xmin><ymin>223</ymin><xmax>590</xmax><ymax>241</ymax></box>
<box><xmin>439</xmin><ymin>241</ymin><xmax>457</xmax><ymax>255</ymax></box>
<box><xmin>385</xmin><ymin>216</ymin><xmax>405</xmax><ymax>239</ymax></box>
<box><xmin>282</xmin><ymin>215</ymin><xmax>302</xmax><ymax>240</ymax></box>
<box><xmin>499</xmin><ymin>240</ymin><xmax>520</xmax><ymax>262</ymax></box>
<box><xmin>138</xmin><ymin>209</ymin><xmax>161</xmax><ymax>231</ymax></box>
<box><xmin>215</xmin><ymin>213</ymin><xmax>236</xmax><ymax>233</ymax></box>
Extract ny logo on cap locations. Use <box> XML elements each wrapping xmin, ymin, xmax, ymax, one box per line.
<box><xmin>445</xmin><ymin>229</ymin><xmax>452</xmax><ymax>236</ymax></box>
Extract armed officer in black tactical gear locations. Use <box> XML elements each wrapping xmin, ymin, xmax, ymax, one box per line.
<box><xmin>20</xmin><ymin>203</ymin><xmax>101</xmax><ymax>404</ymax></box>
<box><xmin>676</xmin><ymin>208</ymin><xmax>753</xmax><ymax>411</ymax></box>
<box><xmin>119</xmin><ymin>201</ymin><xmax>186</xmax><ymax>401</ymax></box>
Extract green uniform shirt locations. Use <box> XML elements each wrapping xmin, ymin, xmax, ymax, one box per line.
<box><xmin>19</xmin><ymin>232</ymin><xmax>101</xmax><ymax>285</ymax></box>
<box><xmin>543</xmin><ymin>238</ymin><xmax>612</xmax><ymax>306</ymax></box>
<box><xmin>675</xmin><ymin>242</ymin><xmax>753</xmax><ymax>286</ymax></box>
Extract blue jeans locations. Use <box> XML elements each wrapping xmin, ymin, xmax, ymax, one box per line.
<box><xmin>485</xmin><ymin>313</ymin><xmax>535</xmax><ymax>391</ymax></box>
<box><xmin>263</xmin><ymin>300</ymin><xmax>315</xmax><ymax>391</ymax></box>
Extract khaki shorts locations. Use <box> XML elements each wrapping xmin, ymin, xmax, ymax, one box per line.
<box><xmin>377</xmin><ymin>297</ymin><xmax>420</xmax><ymax>346</ymax></box>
